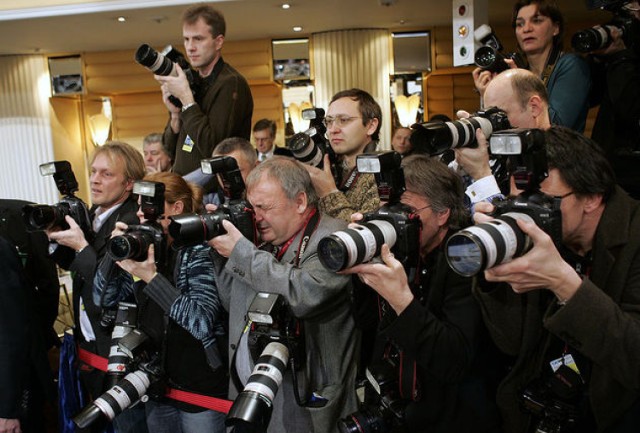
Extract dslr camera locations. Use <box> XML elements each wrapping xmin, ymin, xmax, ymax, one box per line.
<box><xmin>445</xmin><ymin>129</ymin><xmax>563</xmax><ymax>277</ymax></box>
<box><xmin>22</xmin><ymin>160</ymin><xmax>93</xmax><ymax>241</ymax></box>
<box><xmin>318</xmin><ymin>151</ymin><xmax>421</xmax><ymax>281</ymax></box>
<box><xmin>107</xmin><ymin>181</ymin><xmax>166</xmax><ymax>263</ymax></box>
<box><xmin>168</xmin><ymin>156</ymin><xmax>256</xmax><ymax>247</ymax></box>
<box><xmin>338</xmin><ymin>349</ymin><xmax>410</xmax><ymax>433</ymax></box>
<box><xmin>409</xmin><ymin>106</ymin><xmax>511</xmax><ymax>156</ymax></box>
<box><xmin>287</xmin><ymin>107</ymin><xmax>342</xmax><ymax>183</ymax></box>
<box><xmin>474</xmin><ymin>24</ymin><xmax>526</xmax><ymax>73</ymax></box>
<box><xmin>226</xmin><ymin>292</ymin><xmax>310</xmax><ymax>431</ymax></box>
<box><xmin>572</xmin><ymin>1</ymin><xmax>639</xmax><ymax>53</ymax></box>
<box><xmin>135</xmin><ymin>44</ymin><xmax>203</xmax><ymax>108</ymax></box>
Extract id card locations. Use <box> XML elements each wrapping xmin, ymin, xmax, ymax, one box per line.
<box><xmin>550</xmin><ymin>353</ymin><xmax>580</xmax><ymax>375</ymax></box>
<box><xmin>182</xmin><ymin>134</ymin><xmax>195</xmax><ymax>152</ymax></box>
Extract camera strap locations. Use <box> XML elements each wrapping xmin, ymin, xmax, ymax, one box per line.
<box><xmin>274</xmin><ymin>208</ymin><xmax>320</xmax><ymax>266</ymax></box>
<box><xmin>540</xmin><ymin>46</ymin><xmax>562</xmax><ymax>86</ymax></box>
<box><xmin>339</xmin><ymin>167</ymin><xmax>361</xmax><ymax>193</ymax></box>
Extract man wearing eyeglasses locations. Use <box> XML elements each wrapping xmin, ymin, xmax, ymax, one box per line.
<box><xmin>304</xmin><ymin>88</ymin><xmax>381</xmax><ymax>222</ymax></box>
<box><xmin>341</xmin><ymin>154</ymin><xmax>503</xmax><ymax>433</ymax></box>
<box><xmin>473</xmin><ymin>126</ymin><xmax>640</xmax><ymax>432</ymax></box>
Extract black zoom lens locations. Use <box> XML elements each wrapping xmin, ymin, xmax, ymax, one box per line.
<box><xmin>445</xmin><ymin>212</ymin><xmax>534</xmax><ymax>277</ymax></box>
<box><xmin>318</xmin><ymin>220</ymin><xmax>398</xmax><ymax>272</ymax></box>
<box><xmin>22</xmin><ymin>203</ymin><xmax>69</xmax><ymax>231</ymax></box>
<box><xmin>108</xmin><ymin>231</ymin><xmax>154</xmax><ymax>261</ymax></box>
<box><xmin>134</xmin><ymin>44</ymin><xmax>175</xmax><ymax>76</ymax></box>
<box><xmin>338</xmin><ymin>409</ymin><xmax>388</xmax><ymax>433</ymax></box>
<box><xmin>168</xmin><ymin>211</ymin><xmax>226</xmax><ymax>247</ymax></box>
<box><xmin>571</xmin><ymin>26</ymin><xmax>613</xmax><ymax>53</ymax></box>
<box><xmin>474</xmin><ymin>46</ymin><xmax>510</xmax><ymax>73</ymax></box>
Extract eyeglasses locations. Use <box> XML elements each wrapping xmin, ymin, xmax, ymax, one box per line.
<box><xmin>322</xmin><ymin>115</ymin><xmax>362</xmax><ymax>129</ymax></box>
<box><xmin>410</xmin><ymin>204</ymin><xmax>432</xmax><ymax>214</ymax></box>
<box><xmin>554</xmin><ymin>191</ymin><xmax>575</xmax><ymax>200</ymax></box>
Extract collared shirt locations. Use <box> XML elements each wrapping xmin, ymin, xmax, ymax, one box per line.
<box><xmin>92</xmin><ymin>202</ymin><xmax>124</xmax><ymax>232</ymax></box>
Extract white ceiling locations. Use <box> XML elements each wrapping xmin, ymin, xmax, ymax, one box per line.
<box><xmin>0</xmin><ymin>0</ymin><xmax>607</xmax><ymax>56</ymax></box>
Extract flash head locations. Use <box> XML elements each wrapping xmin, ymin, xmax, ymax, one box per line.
<box><xmin>39</xmin><ymin>160</ymin><xmax>79</xmax><ymax>196</ymax></box>
<box><xmin>201</xmin><ymin>156</ymin><xmax>239</xmax><ymax>176</ymax></box>
<box><xmin>302</xmin><ymin>107</ymin><xmax>324</xmax><ymax>121</ymax></box>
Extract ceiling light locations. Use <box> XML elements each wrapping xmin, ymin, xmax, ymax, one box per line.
<box><xmin>282</xmin><ymin>3</ymin><xmax>291</xmax><ymax>9</ymax></box>
<box><xmin>117</xmin><ymin>16</ymin><xmax>126</xmax><ymax>22</ymax></box>
<box><xmin>293</xmin><ymin>26</ymin><xmax>303</xmax><ymax>32</ymax></box>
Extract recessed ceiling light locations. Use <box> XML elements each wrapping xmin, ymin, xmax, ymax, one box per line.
<box><xmin>293</xmin><ymin>26</ymin><xmax>303</xmax><ymax>32</ymax></box>
<box><xmin>117</xmin><ymin>16</ymin><xmax>126</xmax><ymax>22</ymax></box>
<box><xmin>282</xmin><ymin>3</ymin><xmax>291</xmax><ymax>9</ymax></box>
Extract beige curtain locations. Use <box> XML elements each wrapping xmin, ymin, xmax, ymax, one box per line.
<box><xmin>0</xmin><ymin>55</ymin><xmax>57</xmax><ymax>203</ymax></box>
<box><xmin>311</xmin><ymin>29</ymin><xmax>392</xmax><ymax>149</ymax></box>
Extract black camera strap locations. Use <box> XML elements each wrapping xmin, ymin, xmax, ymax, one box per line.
<box><xmin>540</xmin><ymin>45</ymin><xmax>562</xmax><ymax>86</ymax></box>
<box><xmin>339</xmin><ymin>167</ymin><xmax>361</xmax><ymax>193</ymax></box>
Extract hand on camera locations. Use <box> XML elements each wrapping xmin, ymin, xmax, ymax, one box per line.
<box><xmin>0</xmin><ymin>417</ymin><xmax>21</xmax><ymax>433</ymax></box>
<box><xmin>111</xmin><ymin>221</ymin><xmax>128</xmax><ymax>238</ymax></box>
<box><xmin>116</xmin><ymin>244</ymin><xmax>157</xmax><ymax>283</ymax></box>
<box><xmin>484</xmin><ymin>218</ymin><xmax>581</xmax><ymax>302</ymax></box>
<box><xmin>155</xmin><ymin>67</ymin><xmax>193</xmax><ymax>110</ymax></box>
<box><xmin>592</xmin><ymin>26</ymin><xmax>626</xmax><ymax>57</ymax></box>
<box><xmin>455</xmin><ymin>128</ymin><xmax>492</xmax><ymax>180</ymax></box>
<box><xmin>303</xmin><ymin>154</ymin><xmax>338</xmax><ymax>198</ymax></box>
<box><xmin>208</xmin><ymin>219</ymin><xmax>243</xmax><ymax>258</ymax></box>
<box><xmin>47</xmin><ymin>215</ymin><xmax>89</xmax><ymax>252</ymax></box>
<box><xmin>340</xmin><ymin>244</ymin><xmax>414</xmax><ymax>315</ymax></box>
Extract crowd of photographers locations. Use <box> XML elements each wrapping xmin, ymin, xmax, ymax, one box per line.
<box><xmin>4</xmin><ymin>1</ymin><xmax>640</xmax><ymax>433</ymax></box>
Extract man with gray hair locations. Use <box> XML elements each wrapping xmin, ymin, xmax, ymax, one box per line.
<box><xmin>142</xmin><ymin>132</ymin><xmax>172</xmax><ymax>173</ymax></box>
<box><xmin>208</xmin><ymin>156</ymin><xmax>359</xmax><ymax>432</ymax></box>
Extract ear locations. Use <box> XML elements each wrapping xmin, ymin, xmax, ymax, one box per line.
<box><xmin>435</xmin><ymin>208</ymin><xmax>451</xmax><ymax>228</ymax></box>
<box><xmin>366</xmin><ymin>118</ymin><xmax>380</xmax><ymax>137</ymax></box>
<box><xmin>172</xmin><ymin>200</ymin><xmax>185</xmax><ymax>216</ymax></box>
<box><xmin>581</xmin><ymin>194</ymin><xmax>604</xmax><ymax>214</ymax></box>
<box><xmin>125</xmin><ymin>178</ymin><xmax>135</xmax><ymax>192</ymax></box>
<box><xmin>528</xmin><ymin>95</ymin><xmax>544</xmax><ymax>119</ymax></box>
<box><xmin>552</xmin><ymin>22</ymin><xmax>560</xmax><ymax>37</ymax></box>
<box><xmin>295</xmin><ymin>191</ymin><xmax>308</xmax><ymax>214</ymax></box>
<box><xmin>215</xmin><ymin>34</ymin><xmax>225</xmax><ymax>51</ymax></box>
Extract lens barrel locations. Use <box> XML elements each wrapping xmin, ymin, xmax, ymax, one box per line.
<box><xmin>571</xmin><ymin>26</ymin><xmax>612</xmax><ymax>53</ymax></box>
<box><xmin>287</xmin><ymin>131</ymin><xmax>324</xmax><ymax>168</ymax></box>
<box><xmin>134</xmin><ymin>44</ymin><xmax>175</xmax><ymax>76</ymax></box>
<box><xmin>474</xmin><ymin>46</ymin><xmax>510</xmax><ymax>73</ymax></box>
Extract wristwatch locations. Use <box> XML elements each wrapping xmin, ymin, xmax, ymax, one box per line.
<box><xmin>181</xmin><ymin>102</ymin><xmax>197</xmax><ymax>112</ymax></box>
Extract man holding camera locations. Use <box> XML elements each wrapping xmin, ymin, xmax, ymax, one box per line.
<box><xmin>209</xmin><ymin>157</ymin><xmax>359</xmax><ymax>433</ymax></box>
<box><xmin>305</xmin><ymin>88</ymin><xmax>381</xmax><ymax>222</ymax></box>
<box><xmin>473</xmin><ymin>126</ymin><xmax>640</xmax><ymax>432</ymax></box>
<box><xmin>47</xmin><ymin>142</ymin><xmax>145</xmax><ymax>432</ymax></box>
<box><xmin>588</xmin><ymin>0</ymin><xmax>640</xmax><ymax>199</ymax></box>
<box><xmin>158</xmin><ymin>4</ymin><xmax>253</xmax><ymax>175</ymax></box>
<box><xmin>341</xmin><ymin>155</ymin><xmax>502</xmax><ymax>433</ymax></box>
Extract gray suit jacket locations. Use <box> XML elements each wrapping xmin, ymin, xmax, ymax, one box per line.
<box><xmin>213</xmin><ymin>212</ymin><xmax>359</xmax><ymax>433</ymax></box>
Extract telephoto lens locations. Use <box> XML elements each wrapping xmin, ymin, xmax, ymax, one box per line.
<box><xmin>287</xmin><ymin>131</ymin><xmax>325</xmax><ymax>168</ymax></box>
<box><xmin>107</xmin><ymin>225</ymin><xmax>162</xmax><ymax>262</ymax></box>
<box><xmin>134</xmin><ymin>44</ymin><xmax>176</xmax><ymax>76</ymax></box>
<box><xmin>474</xmin><ymin>46</ymin><xmax>511</xmax><ymax>73</ymax></box>
<box><xmin>571</xmin><ymin>25</ymin><xmax>615</xmax><ymax>53</ymax></box>
<box><xmin>445</xmin><ymin>212</ymin><xmax>535</xmax><ymax>277</ymax></box>
<box><xmin>104</xmin><ymin>302</ymin><xmax>138</xmax><ymax>389</ymax></box>
<box><xmin>22</xmin><ymin>204</ymin><xmax>67</xmax><ymax>231</ymax></box>
<box><xmin>318</xmin><ymin>220</ymin><xmax>398</xmax><ymax>272</ymax></box>
<box><xmin>226</xmin><ymin>342</ymin><xmax>290</xmax><ymax>430</ymax></box>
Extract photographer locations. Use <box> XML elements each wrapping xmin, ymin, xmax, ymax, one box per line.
<box><xmin>95</xmin><ymin>172</ymin><xmax>228</xmax><ymax>432</ymax></box>
<box><xmin>473</xmin><ymin>126</ymin><xmax>640</xmax><ymax>432</ymax></box>
<box><xmin>46</xmin><ymin>142</ymin><xmax>145</xmax><ymax>432</ymax></box>
<box><xmin>473</xmin><ymin>0</ymin><xmax>591</xmax><ymax>132</ymax></box>
<box><xmin>159</xmin><ymin>4</ymin><xmax>253</xmax><ymax>175</ymax></box>
<box><xmin>209</xmin><ymin>157</ymin><xmax>359</xmax><ymax>432</ymax></box>
<box><xmin>304</xmin><ymin>88</ymin><xmax>381</xmax><ymax>222</ymax></box>
<box><xmin>588</xmin><ymin>1</ymin><xmax>640</xmax><ymax>199</ymax></box>
<box><xmin>457</xmin><ymin>69</ymin><xmax>552</xmax><ymax>205</ymax></box>
<box><xmin>340</xmin><ymin>155</ymin><xmax>502</xmax><ymax>433</ymax></box>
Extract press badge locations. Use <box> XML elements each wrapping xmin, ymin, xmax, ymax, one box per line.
<box><xmin>182</xmin><ymin>134</ymin><xmax>195</xmax><ymax>152</ymax></box>
<box><xmin>550</xmin><ymin>354</ymin><xmax>581</xmax><ymax>375</ymax></box>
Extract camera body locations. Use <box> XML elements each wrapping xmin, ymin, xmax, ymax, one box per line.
<box><xmin>474</xmin><ymin>24</ymin><xmax>526</xmax><ymax>73</ymax></box>
<box><xmin>410</xmin><ymin>107</ymin><xmax>511</xmax><ymax>156</ymax></box>
<box><xmin>318</xmin><ymin>152</ymin><xmax>421</xmax><ymax>281</ymax></box>
<box><xmin>107</xmin><ymin>181</ymin><xmax>167</xmax><ymax>263</ymax></box>
<box><xmin>168</xmin><ymin>156</ymin><xmax>256</xmax><ymax>247</ymax></box>
<box><xmin>22</xmin><ymin>161</ymin><xmax>93</xmax><ymax>241</ymax></box>
<box><xmin>134</xmin><ymin>44</ymin><xmax>203</xmax><ymax>108</ymax></box>
<box><xmin>446</xmin><ymin>129</ymin><xmax>563</xmax><ymax>277</ymax></box>
<box><xmin>287</xmin><ymin>107</ymin><xmax>342</xmax><ymax>183</ymax></box>
<box><xmin>338</xmin><ymin>354</ymin><xmax>408</xmax><ymax>433</ymax></box>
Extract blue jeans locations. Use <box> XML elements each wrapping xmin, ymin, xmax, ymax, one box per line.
<box><xmin>145</xmin><ymin>399</ymin><xmax>226</xmax><ymax>433</ymax></box>
<box><xmin>113</xmin><ymin>403</ymin><xmax>148</xmax><ymax>433</ymax></box>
